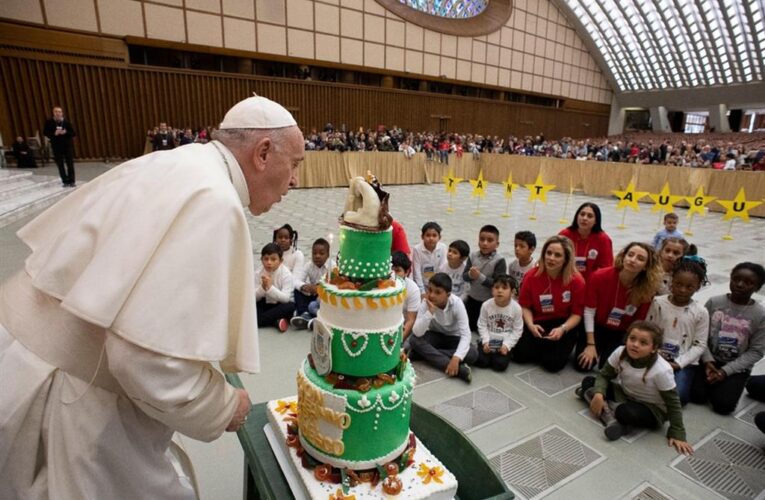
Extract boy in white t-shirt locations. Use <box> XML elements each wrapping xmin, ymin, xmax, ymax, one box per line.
<box><xmin>438</xmin><ymin>239</ymin><xmax>470</xmax><ymax>301</ymax></box>
<box><xmin>392</xmin><ymin>251</ymin><xmax>421</xmax><ymax>349</ymax></box>
<box><xmin>412</xmin><ymin>221</ymin><xmax>447</xmax><ymax>296</ymax></box>
<box><xmin>507</xmin><ymin>230</ymin><xmax>536</xmax><ymax>295</ymax></box>
<box><xmin>255</xmin><ymin>243</ymin><xmax>295</xmax><ymax>332</ymax></box>
<box><xmin>475</xmin><ymin>275</ymin><xmax>523</xmax><ymax>372</ymax></box>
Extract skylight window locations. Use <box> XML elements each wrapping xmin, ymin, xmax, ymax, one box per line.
<box><xmin>563</xmin><ymin>0</ymin><xmax>764</xmax><ymax>91</ymax></box>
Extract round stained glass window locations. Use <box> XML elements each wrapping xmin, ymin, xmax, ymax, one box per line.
<box><xmin>398</xmin><ymin>0</ymin><xmax>489</xmax><ymax>19</ymax></box>
<box><xmin>376</xmin><ymin>0</ymin><xmax>511</xmax><ymax>36</ymax></box>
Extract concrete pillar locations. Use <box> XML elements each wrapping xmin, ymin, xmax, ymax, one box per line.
<box><xmin>707</xmin><ymin>104</ymin><xmax>730</xmax><ymax>133</ymax></box>
<box><xmin>649</xmin><ymin>106</ymin><xmax>672</xmax><ymax>133</ymax></box>
<box><xmin>607</xmin><ymin>95</ymin><xmax>625</xmax><ymax>136</ymax></box>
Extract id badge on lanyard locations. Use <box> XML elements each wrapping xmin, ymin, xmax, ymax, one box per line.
<box><xmin>540</xmin><ymin>294</ymin><xmax>554</xmax><ymax>313</ymax></box>
<box><xmin>575</xmin><ymin>256</ymin><xmax>586</xmax><ymax>272</ymax></box>
<box><xmin>607</xmin><ymin>307</ymin><xmax>625</xmax><ymax>328</ymax></box>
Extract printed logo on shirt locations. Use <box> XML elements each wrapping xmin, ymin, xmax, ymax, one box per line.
<box><xmin>625</xmin><ymin>304</ymin><xmax>638</xmax><ymax>316</ymax></box>
<box><xmin>423</xmin><ymin>265</ymin><xmax>435</xmax><ymax>280</ymax></box>
<box><xmin>607</xmin><ymin>307</ymin><xmax>625</xmax><ymax>327</ymax></box>
<box><xmin>540</xmin><ymin>294</ymin><xmax>554</xmax><ymax>313</ymax></box>
<box><xmin>587</xmin><ymin>249</ymin><xmax>599</xmax><ymax>260</ymax></box>
<box><xmin>575</xmin><ymin>256</ymin><xmax>586</xmax><ymax>272</ymax></box>
<box><xmin>488</xmin><ymin>313</ymin><xmax>511</xmax><ymax>332</ymax></box>
<box><xmin>660</xmin><ymin>342</ymin><xmax>680</xmax><ymax>361</ymax></box>
<box><xmin>452</xmin><ymin>282</ymin><xmax>463</xmax><ymax>295</ymax></box>
<box><xmin>562</xmin><ymin>290</ymin><xmax>571</xmax><ymax>303</ymax></box>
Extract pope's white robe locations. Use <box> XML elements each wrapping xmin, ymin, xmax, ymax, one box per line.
<box><xmin>0</xmin><ymin>141</ymin><xmax>260</xmax><ymax>499</ymax></box>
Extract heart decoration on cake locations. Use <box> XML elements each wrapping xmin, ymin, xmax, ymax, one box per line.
<box><xmin>379</xmin><ymin>329</ymin><xmax>399</xmax><ymax>356</ymax></box>
<box><xmin>340</xmin><ymin>331</ymin><xmax>369</xmax><ymax>358</ymax></box>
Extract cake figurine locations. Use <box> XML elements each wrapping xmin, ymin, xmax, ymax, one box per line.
<box><xmin>267</xmin><ymin>176</ymin><xmax>458</xmax><ymax>499</ymax></box>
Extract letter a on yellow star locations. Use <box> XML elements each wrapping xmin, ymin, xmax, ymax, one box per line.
<box><xmin>443</xmin><ymin>169</ymin><xmax>462</xmax><ymax>194</ymax></box>
<box><xmin>502</xmin><ymin>173</ymin><xmax>518</xmax><ymax>200</ymax></box>
<box><xmin>613</xmin><ymin>181</ymin><xmax>648</xmax><ymax>211</ymax></box>
<box><xmin>716</xmin><ymin>187</ymin><xmax>762</xmax><ymax>222</ymax></box>
<box><xmin>685</xmin><ymin>186</ymin><xmax>717</xmax><ymax>217</ymax></box>
<box><xmin>525</xmin><ymin>174</ymin><xmax>555</xmax><ymax>203</ymax></box>
<box><xmin>648</xmin><ymin>182</ymin><xmax>684</xmax><ymax>213</ymax></box>
<box><xmin>469</xmin><ymin>170</ymin><xmax>488</xmax><ymax>198</ymax></box>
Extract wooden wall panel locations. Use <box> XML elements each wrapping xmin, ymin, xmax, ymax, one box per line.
<box><xmin>0</xmin><ymin>56</ymin><xmax>609</xmax><ymax>159</ymax></box>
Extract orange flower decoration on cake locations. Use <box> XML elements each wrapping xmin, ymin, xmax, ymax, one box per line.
<box><xmin>275</xmin><ymin>400</ymin><xmax>298</xmax><ymax>415</ymax></box>
<box><xmin>329</xmin><ymin>489</ymin><xmax>356</xmax><ymax>500</ymax></box>
<box><xmin>416</xmin><ymin>463</ymin><xmax>444</xmax><ymax>484</ymax></box>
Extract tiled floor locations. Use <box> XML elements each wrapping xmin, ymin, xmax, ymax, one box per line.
<box><xmin>2</xmin><ymin>166</ymin><xmax>764</xmax><ymax>500</ymax></box>
<box><xmin>429</xmin><ymin>384</ymin><xmax>525</xmax><ymax>432</ymax></box>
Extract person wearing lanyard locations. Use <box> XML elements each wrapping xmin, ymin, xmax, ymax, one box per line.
<box><xmin>513</xmin><ymin>236</ymin><xmax>586</xmax><ymax>372</ymax></box>
<box><xmin>576</xmin><ymin>242</ymin><xmax>662</xmax><ymax>371</ymax></box>
<box><xmin>559</xmin><ymin>202</ymin><xmax>613</xmax><ymax>282</ymax></box>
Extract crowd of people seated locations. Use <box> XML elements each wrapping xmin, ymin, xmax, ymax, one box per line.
<box><xmin>303</xmin><ymin>124</ymin><xmax>765</xmax><ymax>171</ymax></box>
<box><xmin>145</xmin><ymin>123</ymin><xmax>215</xmax><ymax>152</ymax></box>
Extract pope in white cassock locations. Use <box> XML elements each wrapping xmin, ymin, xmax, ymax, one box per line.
<box><xmin>0</xmin><ymin>96</ymin><xmax>305</xmax><ymax>499</ymax></box>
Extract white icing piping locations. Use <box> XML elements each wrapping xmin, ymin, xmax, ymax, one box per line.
<box><xmin>340</xmin><ymin>332</ymin><xmax>369</xmax><ymax>358</ymax></box>
<box><xmin>318</xmin><ymin>317</ymin><xmax>402</xmax><ymax>336</ymax></box>
<box><xmin>379</xmin><ymin>330</ymin><xmax>400</xmax><ymax>356</ymax></box>
<box><xmin>347</xmin><ymin>384</ymin><xmax>413</xmax><ymax>414</ymax></box>
<box><xmin>299</xmin><ymin>433</ymin><xmax>409</xmax><ymax>471</ymax></box>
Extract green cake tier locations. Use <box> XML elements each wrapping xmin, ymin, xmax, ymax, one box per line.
<box><xmin>297</xmin><ymin>359</ymin><xmax>415</xmax><ymax>470</ymax></box>
<box><xmin>337</xmin><ymin>225</ymin><xmax>392</xmax><ymax>280</ymax></box>
<box><xmin>313</xmin><ymin>279</ymin><xmax>406</xmax><ymax>377</ymax></box>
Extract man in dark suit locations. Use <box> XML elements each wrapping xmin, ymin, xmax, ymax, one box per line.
<box><xmin>43</xmin><ymin>106</ymin><xmax>77</xmax><ymax>187</ymax></box>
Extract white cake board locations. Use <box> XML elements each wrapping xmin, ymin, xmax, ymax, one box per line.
<box><xmin>266</xmin><ymin>397</ymin><xmax>458</xmax><ymax>499</ymax></box>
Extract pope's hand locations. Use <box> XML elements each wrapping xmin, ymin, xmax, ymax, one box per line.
<box><xmin>226</xmin><ymin>388</ymin><xmax>252</xmax><ymax>432</ymax></box>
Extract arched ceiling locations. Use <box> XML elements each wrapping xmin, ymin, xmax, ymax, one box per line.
<box><xmin>554</xmin><ymin>0</ymin><xmax>764</xmax><ymax>93</ymax></box>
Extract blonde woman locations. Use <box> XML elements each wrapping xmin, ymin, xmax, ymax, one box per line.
<box><xmin>514</xmin><ymin>236</ymin><xmax>586</xmax><ymax>372</ymax></box>
<box><xmin>576</xmin><ymin>242</ymin><xmax>662</xmax><ymax>370</ymax></box>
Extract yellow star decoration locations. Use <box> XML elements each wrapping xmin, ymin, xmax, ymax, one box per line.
<box><xmin>443</xmin><ymin>169</ymin><xmax>463</xmax><ymax>194</ymax></box>
<box><xmin>502</xmin><ymin>173</ymin><xmax>518</xmax><ymax>200</ymax></box>
<box><xmin>329</xmin><ymin>489</ymin><xmax>356</xmax><ymax>500</ymax></box>
<box><xmin>417</xmin><ymin>463</ymin><xmax>445</xmax><ymax>485</ymax></box>
<box><xmin>275</xmin><ymin>400</ymin><xmax>298</xmax><ymax>415</ymax></box>
<box><xmin>685</xmin><ymin>186</ymin><xmax>717</xmax><ymax>217</ymax></box>
<box><xmin>525</xmin><ymin>174</ymin><xmax>556</xmax><ymax>203</ymax></box>
<box><xmin>648</xmin><ymin>182</ymin><xmax>685</xmax><ymax>213</ymax></box>
<box><xmin>469</xmin><ymin>170</ymin><xmax>488</xmax><ymax>198</ymax></box>
<box><xmin>613</xmin><ymin>181</ymin><xmax>649</xmax><ymax>211</ymax></box>
<box><xmin>715</xmin><ymin>187</ymin><xmax>763</xmax><ymax>222</ymax></box>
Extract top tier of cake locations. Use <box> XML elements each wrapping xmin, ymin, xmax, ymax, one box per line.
<box><xmin>337</xmin><ymin>225</ymin><xmax>392</xmax><ymax>280</ymax></box>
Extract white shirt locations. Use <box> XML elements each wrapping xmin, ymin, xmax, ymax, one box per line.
<box><xmin>507</xmin><ymin>257</ymin><xmax>536</xmax><ymax>292</ymax></box>
<box><xmin>255</xmin><ymin>264</ymin><xmax>294</xmax><ymax>303</ymax></box>
<box><xmin>412</xmin><ymin>294</ymin><xmax>471</xmax><ymax>360</ymax></box>
<box><xmin>438</xmin><ymin>260</ymin><xmax>468</xmax><ymax>300</ymax></box>
<box><xmin>608</xmin><ymin>346</ymin><xmax>676</xmax><ymax>411</ymax></box>
<box><xmin>402</xmin><ymin>276</ymin><xmax>421</xmax><ymax>313</ymax></box>
<box><xmin>281</xmin><ymin>247</ymin><xmax>305</xmax><ymax>274</ymax></box>
<box><xmin>647</xmin><ymin>296</ymin><xmax>709</xmax><ymax>368</ymax></box>
<box><xmin>412</xmin><ymin>241</ymin><xmax>447</xmax><ymax>292</ymax></box>
<box><xmin>478</xmin><ymin>298</ymin><xmax>523</xmax><ymax>349</ymax></box>
<box><xmin>293</xmin><ymin>258</ymin><xmax>334</xmax><ymax>292</ymax></box>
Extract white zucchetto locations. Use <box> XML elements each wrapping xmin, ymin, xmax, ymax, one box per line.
<box><xmin>219</xmin><ymin>95</ymin><xmax>297</xmax><ymax>130</ymax></box>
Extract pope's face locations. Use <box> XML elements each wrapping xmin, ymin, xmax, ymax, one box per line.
<box><xmin>249</xmin><ymin>127</ymin><xmax>304</xmax><ymax>215</ymax></box>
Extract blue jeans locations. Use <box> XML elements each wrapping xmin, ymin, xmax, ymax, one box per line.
<box><xmin>674</xmin><ymin>365</ymin><xmax>696</xmax><ymax>406</ymax></box>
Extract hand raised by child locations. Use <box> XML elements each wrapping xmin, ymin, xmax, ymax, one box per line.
<box><xmin>261</xmin><ymin>275</ymin><xmax>272</xmax><ymax>290</ymax></box>
<box><xmin>668</xmin><ymin>438</ymin><xmax>694</xmax><ymax>456</ymax></box>
<box><xmin>589</xmin><ymin>392</ymin><xmax>605</xmax><ymax>417</ymax></box>
<box><xmin>425</xmin><ymin>299</ymin><xmax>437</xmax><ymax>314</ymax></box>
<box><xmin>468</xmin><ymin>266</ymin><xmax>480</xmax><ymax>280</ymax></box>
<box><xmin>499</xmin><ymin>345</ymin><xmax>509</xmax><ymax>356</ymax></box>
<box><xmin>445</xmin><ymin>356</ymin><xmax>460</xmax><ymax>377</ymax></box>
<box><xmin>482</xmin><ymin>343</ymin><xmax>491</xmax><ymax>354</ymax></box>
<box><xmin>302</xmin><ymin>284</ymin><xmax>316</xmax><ymax>295</ymax></box>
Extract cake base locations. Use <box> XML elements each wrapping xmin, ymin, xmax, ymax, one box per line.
<box><xmin>267</xmin><ymin>397</ymin><xmax>458</xmax><ymax>499</ymax></box>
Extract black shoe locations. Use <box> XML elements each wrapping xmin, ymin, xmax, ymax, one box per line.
<box><xmin>290</xmin><ymin>314</ymin><xmax>310</xmax><ymax>330</ymax></box>
<box><xmin>458</xmin><ymin>364</ymin><xmax>472</xmax><ymax>384</ymax></box>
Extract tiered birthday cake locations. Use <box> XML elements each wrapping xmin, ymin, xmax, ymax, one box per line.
<box><xmin>267</xmin><ymin>176</ymin><xmax>457</xmax><ymax>499</ymax></box>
